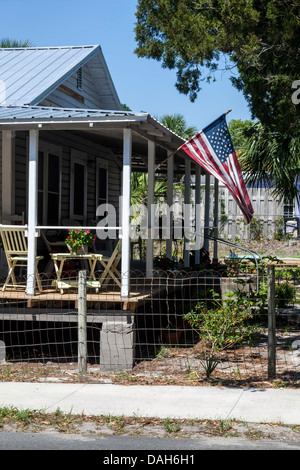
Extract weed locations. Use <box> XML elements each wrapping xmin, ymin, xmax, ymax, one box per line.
<box><xmin>163</xmin><ymin>418</ymin><xmax>180</xmax><ymax>434</ymax></box>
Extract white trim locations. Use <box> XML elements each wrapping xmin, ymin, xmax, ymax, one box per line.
<box><xmin>121</xmin><ymin>129</ymin><xmax>132</xmax><ymax>298</ymax></box>
<box><xmin>26</xmin><ymin>129</ymin><xmax>39</xmax><ymax>296</ymax></box>
<box><xmin>70</xmin><ymin>149</ymin><xmax>87</xmax><ymax>222</ymax></box>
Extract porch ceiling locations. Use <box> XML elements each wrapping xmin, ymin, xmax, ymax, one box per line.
<box><xmin>0</xmin><ymin>105</ymin><xmax>204</xmax><ymax>174</ymax></box>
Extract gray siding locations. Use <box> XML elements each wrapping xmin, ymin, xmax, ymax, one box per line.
<box><xmin>41</xmin><ymin>62</ymin><xmax>102</xmax><ymax>109</ymax></box>
<box><xmin>11</xmin><ymin>130</ymin><xmax>121</xmax><ymax>226</ymax></box>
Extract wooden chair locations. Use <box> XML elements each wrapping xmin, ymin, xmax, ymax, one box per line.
<box><xmin>99</xmin><ymin>240</ymin><xmax>122</xmax><ymax>288</ymax></box>
<box><xmin>0</xmin><ymin>227</ymin><xmax>43</xmax><ymax>291</ymax></box>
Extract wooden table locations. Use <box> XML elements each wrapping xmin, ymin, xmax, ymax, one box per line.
<box><xmin>51</xmin><ymin>252</ymin><xmax>103</xmax><ymax>294</ymax></box>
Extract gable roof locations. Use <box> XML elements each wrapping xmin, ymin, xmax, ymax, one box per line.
<box><xmin>0</xmin><ymin>45</ymin><xmax>122</xmax><ymax>109</ymax></box>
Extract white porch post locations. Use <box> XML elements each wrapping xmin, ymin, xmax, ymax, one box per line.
<box><xmin>1</xmin><ymin>130</ymin><xmax>15</xmax><ymax>221</ymax></box>
<box><xmin>213</xmin><ymin>178</ymin><xmax>219</xmax><ymax>262</ymax></box>
<box><xmin>204</xmin><ymin>171</ymin><xmax>210</xmax><ymax>252</ymax></box>
<box><xmin>26</xmin><ymin>129</ymin><xmax>39</xmax><ymax>296</ymax></box>
<box><xmin>146</xmin><ymin>140</ymin><xmax>155</xmax><ymax>278</ymax></box>
<box><xmin>166</xmin><ymin>150</ymin><xmax>174</xmax><ymax>259</ymax></box>
<box><xmin>121</xmin><ymin>128</ymin><xmax>132</xmax><ymax>298</ymax></box>
<box><xmin>195</xmin><ymin>165</ymin><xmax>201</xmax><ymax>265</ymax></box>
<box><xmin>184</xmin><ymin>159</ymin><xmax>191</xmax><ymax>267</ymax></box>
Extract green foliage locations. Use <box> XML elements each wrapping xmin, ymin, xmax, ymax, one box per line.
<box><xmin>228</xmin><ymin>119</ymin><xmax>255</xmax><ymax>153</ymax></box>
<box><xmin>135</xmin><ymin>0</ymin><xmax>300</xmax><ymax>133</ymax></box>
<box><xmin>0</xmin><ymin>38</ymin><xmax>33</xmax><ymax>48</ymax></box>
<box><xmin>65</xmin><ymin>229</ymin><xmax>96</xmax><ymax>254</ymax></box>
<box><xmin>159</xmin><ymin>113</ymin><xmax>197</xmax><ymax>139</ymax></box>
<box><xmin>184</xmin><ymin>291</ymin><xmax>256</xmax><ymax>353</ymax></box>
<box><xmin>239</xmin><ymin>122</ymin><xmax>300</xmax><ymax>203</ymax></box>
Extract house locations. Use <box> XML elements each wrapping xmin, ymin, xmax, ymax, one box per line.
<box><xmin>0</xmin><ymin>45</ymin><xmax>210</xmax><ymax>298</ymax></box>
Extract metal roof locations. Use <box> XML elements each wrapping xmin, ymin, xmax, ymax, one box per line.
<box><xmin>0</xmin><ymin>104</ymin><xmax>188</xmax><ymax>168</ymax></box>
<box><xmin>0</xmin><ymin>104</ymin><xmax>141</xmax><ymax>121</ymax></box>
<box><xmin>0</xmin><ymin>45</ymin><xmax>121</xmax><ymax>108</ymax></box>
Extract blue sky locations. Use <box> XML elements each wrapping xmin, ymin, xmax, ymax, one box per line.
<box><xmin>0</xmin><ymin>0</ymin><xmax>252</xmax><ymax>131</ymax></box>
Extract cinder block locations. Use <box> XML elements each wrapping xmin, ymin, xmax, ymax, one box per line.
<box><xmin>100</xmin><ymin>315</ymin><xmax>135</xmax><ymax>371</ymax></box>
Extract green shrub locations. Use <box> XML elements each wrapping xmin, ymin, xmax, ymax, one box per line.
<box><xmin>183</xmin><ymin>292</ymin><xmax>257</xmax><ymax>353</ymax></box>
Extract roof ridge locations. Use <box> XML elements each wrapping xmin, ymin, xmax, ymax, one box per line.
<box><xmin>0</xmin><ymin>45</ymin><xmax>99</xmax><ymax>52</ymax></box>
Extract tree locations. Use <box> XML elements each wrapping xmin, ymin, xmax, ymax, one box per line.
<box><xmin>131</xmin><ymin>113</ymin><xmax>196</xmax><ymax>205</ymax></box>
<box><xmin>1</xmin><ymin>38</ymin><xmax>33</xmax><ymax>48</ymax></box>
<box><xmin>134</xmin><ymin>0</ymin><xmax>299</xmax><ymax>133</ymax></box>
<box><xmin>239</xmin><ymin>122</ymin><xmax>300</xmax><ymax>203</ymax></box>
<box><xmin>159</xmin><ymin>113</ymin><xmax>197</xmax><ymax>139</ymax></box>
<box><xmin>228</xmin><ymin>119</ymin><xmax>254</xmax><ymax>153</ymax></box>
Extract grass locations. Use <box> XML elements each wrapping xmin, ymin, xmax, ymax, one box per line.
<box><xmin>1</xmin><ymin>406</ymin><xmax>300</xmax><ymax>441</ymax></box>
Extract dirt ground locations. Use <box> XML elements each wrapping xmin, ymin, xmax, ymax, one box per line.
<box><xmin>1</xmin><ymin>326</ymin><xmax>300</xmax><ymax>389</ymax></box>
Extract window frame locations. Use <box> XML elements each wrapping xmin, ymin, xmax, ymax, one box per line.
<box><xmin>38</xmin><ymin>141</ymin><xmax>62</xmax><ymax>226</ymax></box>
<box><xmin>70</xmin><ymin>149</ymin><xmax>88</xmax><ymax>222</ymax></box>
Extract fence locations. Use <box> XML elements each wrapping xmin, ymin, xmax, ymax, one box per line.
<box><xmin>0</xmin><ymin>262</ymin><xmax>299</xmax><ymax>386</ymax></box>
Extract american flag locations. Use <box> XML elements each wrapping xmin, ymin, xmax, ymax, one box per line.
<box><xmin>181</xmin><ymin>114</ymin><xmax>254</xmax><ymax>223</ymax></box>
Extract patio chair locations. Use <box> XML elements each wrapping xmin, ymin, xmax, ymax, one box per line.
<box><xmin>99</xmin><ymin>240</ymin><xmax>122</xmax><ymax>288</ymax></box>
<box><xmin>0</xmin><ymin>227</ymin><xmax>43</xmax><ymax>291</ymax></box>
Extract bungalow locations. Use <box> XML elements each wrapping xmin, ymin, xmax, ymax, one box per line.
<box><xmin>0</xmin><ymin>45</ymin><xmax>211</xmax><ymax>298</ymax></box>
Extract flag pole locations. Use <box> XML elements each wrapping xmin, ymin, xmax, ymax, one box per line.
<box><xmin>155</xmin><ymin>109</ymin><xmax>232</xmax><ymax>171</ymax></box>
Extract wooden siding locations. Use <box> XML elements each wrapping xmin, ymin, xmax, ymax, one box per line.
<box><xmin>10</xmin><ymin>130</ymin><xmax>121</xmax><ymax>226</ymax></box>
<box><xmin>40</xmin><ymin>62</ymin><xmax>105</xmax><ymax>109</ymax></box>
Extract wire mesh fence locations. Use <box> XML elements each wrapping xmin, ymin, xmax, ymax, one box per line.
<box><xmin>0</xmin><ymin>261</ymin><xmax>299</xmax><ymax>386</ymax></box>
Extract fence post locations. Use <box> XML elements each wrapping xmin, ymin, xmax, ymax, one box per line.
<box><xmin>268</xmin><ymin>264</ymin><xmax>276</xmax><ymax>379</ymax></box>
<box><xmin>78</xmin><ymin>270</ymin><xmax>87</xmax><ymax>374</ymax></box>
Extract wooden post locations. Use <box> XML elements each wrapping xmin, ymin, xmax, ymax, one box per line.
<box><xmin>78</xmin><ymin>270</ymin><xmax>87</xmax><ymax>374</ymax></box>
<box><xmin>184</xmin><ymin>159</ymin><xmax>191</xmax><ymax>267</ymax></box>
<box><xmin>194</xmin><ymin>166</ymin><xmax>201</xmax><ymax>265</ymax></box>
<box><xmin>213</xmin><ymin>178</ymin><xmax>219</xmax><ymax>262</ymax></box>
<box><xmin>204</xmin><ymin>172</ymin><xmax>210</xmax><ymax>252</ymax></box>
<box><xmin>166</xmin><ymin>150</ymin><xmax>174</xmax><ymax>259</ymax></box>
<box><xmin>121</xmin><ymin>128</ymin><xmax>132</xmax><ymax>297</ymax></box>
<box><xmin>26</xmin><ymin>129</ymin><xmax>39</xmax><ymax>296</ymax></box>
<box><xmin>146</xmin><ymin>140</ymin><xmax>155</xmax><ymax>278</ymax></box>
<box><xmin>268</xmin><ymin>264</ymin><xmax>276</xmax><ymax>379</ymax></box>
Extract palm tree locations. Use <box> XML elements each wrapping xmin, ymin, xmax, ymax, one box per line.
<box><xmin>159</xmin><ymin>113</ymin><xmax>197</xmax><ymax>140</ymax></box>
<box><xmin>131</xmin><ymin>113</ymin><xmax>196</xmax><ymax>205</ymax></box>
<box><xmin>239</xmin><ymin>122</ymin><xmax>300</xmax><ymax>203</ymax></box>
<box><xmin>0</xmin><ymin>38</ymin><xmax>33</xmax><ymax>48</ymax></box>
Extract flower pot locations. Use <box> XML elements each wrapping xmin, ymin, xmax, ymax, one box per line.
<box><xmin>67</xmin><ymin>244</ymin><xmax>88</xmax><ymax>255</ymax></box>
<box><xmin>77</xmin><ymin>245</ymin><xmax>88</xmax><ymax>255</ymax></box>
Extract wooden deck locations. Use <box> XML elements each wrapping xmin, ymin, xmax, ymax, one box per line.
<box><xmin>0</xmin><ymin>280</ymin><xmax>168</xmax><ymax>322</ymax></box>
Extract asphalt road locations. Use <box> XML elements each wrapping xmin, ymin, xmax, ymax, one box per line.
<box><xmin>1</xmin><ymin>431</ymin><xmax>300</xmax><ymax>452</ymax></box>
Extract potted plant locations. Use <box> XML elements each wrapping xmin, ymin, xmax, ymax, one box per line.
<box><xmin>65</xmin><ymin>229</ymin><xmax>97</xmax><ymax>254</ymax></box>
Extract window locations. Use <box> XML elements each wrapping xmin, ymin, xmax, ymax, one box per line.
<box><xmin>38</xmin><ymin>143</ymin><xmax>62</xmax><ymax>225</ymax></box>
<box><xmin>70</xmin><ymin>149</ymin><xmax>87</xmax><ymax>221</ymax></box>
<box><xmin>284</xmin><ymin>197</ymin><xmax>294</xmax><ymax>217</ymax></box>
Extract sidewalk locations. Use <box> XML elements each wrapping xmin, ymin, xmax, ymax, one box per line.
<box><xmin>0</xmin><ymin>382</ymin><xmax>300</xmax><ymax>425</ymax></box>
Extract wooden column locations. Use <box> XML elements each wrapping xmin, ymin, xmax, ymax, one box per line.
<box><xmin>166</xmin><ymin>150</ymin><xmax>174</xmax><ymax>259</ymax></box>
<box><xmin>146</xmin><ymin>140</ymin><xmax>155</xmax><ymax>278</ymax></box>
<box><xmin>121</xmin><ymin>128</ymin><xmax>132</xmax><ymax>298</ymax></box>
<box><xmin>213</xmin><ymin>178</ymin><xmax>219</xmax><ymax>262</ymax></box>
<box><xmin>184</xmin><ymin>159</ymin><xmax>191</xmax><ymax>267</ymax></box>
<box><xmin>204</xmin><ymin>171</ymin><xmax>210</xmax><ymax>252</ymax></box>
<box><xmin>26</xmin><ymin>129</ymin><xmax>39</xmax><ymax>296</ymax></box>
<box><xmin>195</xmin><ymin>165</ymin><xmax>201</xmax><ymax>265</ymax></box>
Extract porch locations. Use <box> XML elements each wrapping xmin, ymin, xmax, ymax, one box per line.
<box><xmin>0</xmin><ymin>106</ymin><xmax>219</xmax><ymax>300</ymax></box>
